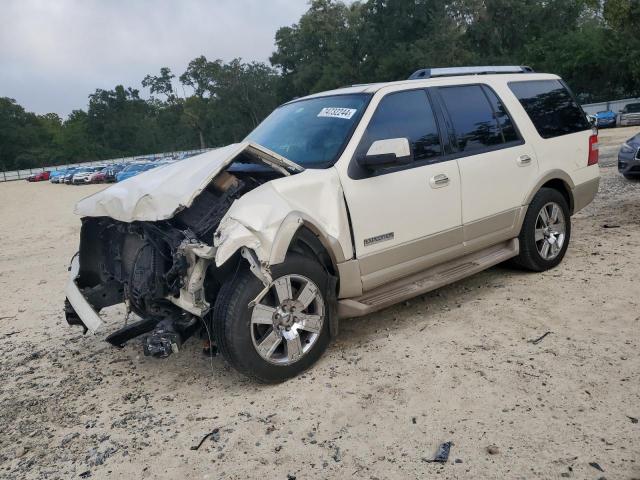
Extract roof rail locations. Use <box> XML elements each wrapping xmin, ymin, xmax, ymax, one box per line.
<box><xmin>408</xmin><ymin>65</ymin><xmax>534</xmax><ymax>80</ymax></box>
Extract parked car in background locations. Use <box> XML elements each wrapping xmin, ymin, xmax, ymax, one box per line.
<box><xmin>594</xmin><ymin>110</ymin><xmax>616</xmax><ymax>128</ymax></box>
<box><xmin>89</xmin><ymin>168</ymin><xmax>108</xmax><ymax>183</ymax></box>
<box><xmin>52</xmin><ymin>168</ymin><xmax>79</xmax><ymax>183</ymax></box>
<box><xmin>104</xmin><ymin>164</ymin><xmax>126</xmax><ymax>182</ymax></box>
<box><xmin>618</xmin><ymin>132</ymin><xmax>640</xmax><ymax>179</ymax></box>
<box><xmin>27</xmin><ymin>171</ymin><xmax>50</xmax><ymax>182</ymax></box>
<box><xmin>66</xmin><ymin>66</ymin><xmax>600</xmax><ymax>382</ymax></box>
<box><xmin>72</xmin><ymin>166</ymin><xmax>105</xmax><ymax>185</ymax></box>
<box><xmin>115</xmin><ymin>162</ymin><xmax>157</xmax><ymax>182</ymax></box>
<box><xmin>618</xmin><ymin>103</ymin><xmax>640</xmax><ymax>126</ymax></box>
<box><xmin>62</xmin><ymin>168</ymin><xmax>83</xmax><ymax>184</ymax></box>
<box><xmin>50</xmin><ymin>170</ymin><xmax>67</xmax><ymax>183</ymax></box>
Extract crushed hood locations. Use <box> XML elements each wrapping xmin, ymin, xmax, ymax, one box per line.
<box><xmin>74</xmin><ymin>142</ymin><xmax>303</xmax><ymax>222</ymax></box>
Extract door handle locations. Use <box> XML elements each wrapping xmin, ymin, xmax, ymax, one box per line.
<box><xmin>516</xmin><ymin>154</ymin><xmax>532</xmax><ymax>166</ymax></box>
<box><xmin>430</xmin><ymin>173</ymin><xmax>450</xmax><ymax>188</ymax></box>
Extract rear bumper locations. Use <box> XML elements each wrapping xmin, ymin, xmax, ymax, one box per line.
<box><xmin>596</xmin><ymin>118</ymin><xmax>616</xmax><ymax>127</ymax></box>
<box><xmin>65</xmin><ymin>256</ymin><xmax>103</xmax><ymax>333</ymax></box>
<box><xmin>572</xmin><ymin>177</ymin><xmax>600</xmax><ymax>213</ymax></box>
<box><xmin>619</xmin><ymin>116</ymin><xmax>640</xmax><ymax>126</ymax></box>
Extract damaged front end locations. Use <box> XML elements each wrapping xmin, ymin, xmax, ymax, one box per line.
<box><xmin>65</xmin><ymin>143</ymin><xmax>296</xmax><ymax>357</ymax></box>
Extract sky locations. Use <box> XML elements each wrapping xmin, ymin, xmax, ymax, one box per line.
<box><xmin>0</xmin><ymin>0</ymin><xmax>311</xmax><ymax>118</ymax></box>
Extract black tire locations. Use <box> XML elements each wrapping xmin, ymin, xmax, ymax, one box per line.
<box><xmin>511</xmin><ymin>187</ymin><xmax>571</xmax><ymax>272</ymax></box>
<box><xmin>623</xmin><ymin>174</ymin><xmax>639</xmax><ymax>180</ymax></box>
<box><xmin>212</xmin><ymin>253</ymin><xmax>332</xmax><ymax>383</ymax></box>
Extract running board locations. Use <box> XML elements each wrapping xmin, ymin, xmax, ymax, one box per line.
<box><xmin>338</xmin><ymin>239</ymin><xmax>518</xmax><ymax>318</ymax></box>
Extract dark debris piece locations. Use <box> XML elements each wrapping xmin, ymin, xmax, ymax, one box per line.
<box><xmin>627</xmin><ymin>415</ymin><xmax>638</xmax><ymax>424</ymax></box>
<box><xmin>191</xmin><ymin>428</ymin><xmax>220</xmax><ymax>451</ymax></box>
<box><xmin>528</xmin><ymin>331</ymin><xmax>552</xmax><ymax>345</ymax></box>
<box><xmin>424</xmin><ymin>441</ymin><xmax>452</xmax><ymax>463</ymax></box>
<box><xmin>589</xmin><ymin>462</ymin><xmax>605</xmax><ymax>472</ymax></box>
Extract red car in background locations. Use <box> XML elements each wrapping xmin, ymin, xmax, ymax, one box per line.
<box><xmin>27</xmin><ymin>171</ymin><xmax>51</xmax><ymax>182</ymax></box>
<box><xmin>89</xmin><ymin>169</ymin><xmax>107</xmax><ymax>183</ymax></box>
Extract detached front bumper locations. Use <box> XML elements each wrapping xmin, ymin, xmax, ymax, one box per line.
<box><xmin>65</xmin><ymin>255</ymin><xmax>104</xmax><ymax>333</ymax></box>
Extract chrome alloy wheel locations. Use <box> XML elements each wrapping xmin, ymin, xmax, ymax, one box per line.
<box><xmin>535</xmin><ymin>201</ymin><xmax>566</xmax><ymax>260</ymax></box>
<box><xmin>250</xmin><ymin>274</ymin><xmax>325</xmax><ymax>365</ymax></box>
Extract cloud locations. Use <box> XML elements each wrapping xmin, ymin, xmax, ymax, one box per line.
<box><xmin>0</xmin><ymin>0</ymin><xmax>310</xmax><ymax>117</ymax></box>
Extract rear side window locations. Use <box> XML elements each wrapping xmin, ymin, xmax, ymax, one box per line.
<box><xmin>509</xmin><ymin>80</ymin><xmax>590</xmax><ymax>138</ymax></box>
<box><xmin>438</xmin><ymin>85</ymin><xmax>514</xmax><ymax>153</ymax></box>
<box><xmin>358</xmin><ymin>89</ymin><xmax>442</xmax><ymax>163</ymax></box>
<box><xmin>483</xmin><ymin>87</ymin><xmax>519</xmax><ymax>143</ymax></box>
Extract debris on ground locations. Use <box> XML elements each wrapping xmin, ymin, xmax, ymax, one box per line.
<box><xmin>602</xmin><ymin>224</ymin><xmax>621</xmax><ymax>229</ymax></box>
<box><xmin>190</xmin><ymin>428</ymin><xmax>220</xmax><ymax>451</ymax></box>
<box><xmin>627</xmin><ymin>415</ymin><xmax>638</xmax><ymax>424</ymax></box>
<box><xmin>423</xmin><ymin>441</ymin><xmax>452</xmax><ymax>463</ymax></box>
<box><xmin>14</xmin><ymin>446</ymin><xmax>27</xmax><ymax>458</ymax></box>
<box><xmin>528</xmin><ymin>331</ymin><xmax>552</xmax><ymax>345</ymax></box>
<box><xmin>589</xmin><ymin>462</ymin><xmax>605</xmax><ymax>472</ymax></box>
<box><xmin>486</xmin><ymin>445</ymin><xmax>500</xmax><ymax>455</ymax></box>
<box><xmin>332</xmin><ymin>446</ymin><xmax>342</xmax><ymax>462</ymax></box>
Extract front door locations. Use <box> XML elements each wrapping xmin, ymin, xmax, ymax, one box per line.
<box><xmin>338</xmin><ymin>89</ymin><xmax>463</xmax><ymax>291</ymax></box>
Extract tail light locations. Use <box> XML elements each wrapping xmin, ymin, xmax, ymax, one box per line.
<box><xmin>588</xmin><ymin>134</ymin><xmax>599</xmax><ymax>166</ymax></box>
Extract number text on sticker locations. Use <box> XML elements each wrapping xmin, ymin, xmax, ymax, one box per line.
<box><xmin>317</xmin><ymin>107</ymin><xmax>357</xmax><ymax>120</ymax></box>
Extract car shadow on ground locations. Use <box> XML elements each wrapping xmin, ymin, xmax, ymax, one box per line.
<box><xmin>85</xmin><ymin>262</ymin><xmax>536</xmax><ymax>387</ymax></box>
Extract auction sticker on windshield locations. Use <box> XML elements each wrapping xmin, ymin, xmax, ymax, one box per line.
<box><xmin>317</xmin><ymin>107</ymin><xmax>357</xmax><ymax>120</ymax></box>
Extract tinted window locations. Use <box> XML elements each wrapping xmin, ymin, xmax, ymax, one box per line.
<box><xmin>483</xmin><ymin>87</ymin><xmax>519</xmax><ymax>143</ymax></box>
<box><xmin>509</xmin><ymin>80</ymin><xmax>590</xmax><ymax>138</ymax></box>
<box><xmin>358</xmin><ymin>89</ymin><xmax>442</xmax><ymax>163</ymax></box>
<box><xmin>438</xmin><ymin>85</ymin><xmax>505</xmax><ymax>153</ymax></box>
<box><xmin>625</xmin><ymin>103</ymin><xmax>640</xmax><ymax>113</ymax></box>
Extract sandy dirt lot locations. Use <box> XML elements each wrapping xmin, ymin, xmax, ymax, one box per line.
<box><xmin>1</xmin><ymin>128</ymin><xmax>639</xmax><ymax>480</ymax></box>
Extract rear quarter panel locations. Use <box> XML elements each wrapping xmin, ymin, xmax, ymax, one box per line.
<box><xmin>495</xmin><ymin>77</ymin><xmax>598</xmax><ymax>200</ymax></box>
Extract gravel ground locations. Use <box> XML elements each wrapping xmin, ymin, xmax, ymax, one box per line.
<box><xmin>0</xmin><ymin>127</ymin><xmax>639</xmax><ymax>479</ymax></box>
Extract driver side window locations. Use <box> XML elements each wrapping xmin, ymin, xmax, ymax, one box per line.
<box><xmin>356</xmin><ymin>89</ymin><xmax>443</xmax><ymax>168</ymax></box>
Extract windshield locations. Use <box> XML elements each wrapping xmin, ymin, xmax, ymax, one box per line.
<box><xmin>626</xmin><ymin>104</ymin><xmax>640</xmax><ymax>113</ymax></box>
<box><xmin>245</xmin><ymin>94</ymin><xmax>371</xmax><ymax>168</ymax></box>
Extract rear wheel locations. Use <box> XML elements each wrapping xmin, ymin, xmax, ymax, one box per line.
<box><xmin>512</xmin><ymin>188</ymin><xmax>571</xmax><ymax>272</ymax></box>
<box><xmin>212</xmin><ymin>253</ymin><xmax>332</xmax><ymax>383</ymax></box>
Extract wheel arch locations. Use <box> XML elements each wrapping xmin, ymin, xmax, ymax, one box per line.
<box><xmin>269</xmin><ymin>212</ymin><xmax>346</xmax><ymax>275</ymax></box>
<box><xmin>525</xmin><ymin>171</ymin><xmax>576</xmax><ymax>214</ymax></box>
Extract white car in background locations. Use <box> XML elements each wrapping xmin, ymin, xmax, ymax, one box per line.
<box><xmin>72</xmin><ymin>166</ymin><xmax>105</xmax><ymax>184</ymax></box>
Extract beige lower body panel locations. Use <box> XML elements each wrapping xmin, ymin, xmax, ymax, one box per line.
<box><xmin>338</xmin><ymin>238</ymin><xmax>519</xmax><ymax>318</ymax></box>
<box><xmin>571</xmin><ymin>177</ymin><xmax>599</xmax><ymax>213</ymax></box>
<box><xmin>356</xmin><ymin>207</ymin><xmax>525</xmax><ymax>292</ymax></box>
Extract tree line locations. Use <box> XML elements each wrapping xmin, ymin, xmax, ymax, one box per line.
<box><xmin>1</xmin><ymin>0</ymin><xmax>638</xmax><ymax>171</ymax></box>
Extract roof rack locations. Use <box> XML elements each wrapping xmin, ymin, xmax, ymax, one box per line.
<box><xmin>408</xmin><ymin>65</ymin><xmax>534</xmax><ymax>80</ymax></box>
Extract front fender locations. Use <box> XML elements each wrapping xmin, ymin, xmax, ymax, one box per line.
<box><xmin>213</xmin><ymin>168</ymin><xmax>352</xmax><ymax>270</ymax></box>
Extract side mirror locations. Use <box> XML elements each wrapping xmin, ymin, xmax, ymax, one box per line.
<box><xmin>357</xmin><ymin>138</ymin><xmax>412</xmax><ymax>170</ymax></box>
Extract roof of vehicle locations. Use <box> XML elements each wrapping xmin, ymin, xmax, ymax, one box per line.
<box><xmin>291</xmin><ymin>72</ymin><xmax>561</xmax><ymax>103</ymax></box>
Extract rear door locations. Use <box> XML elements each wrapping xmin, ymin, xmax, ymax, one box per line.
<box><xmin>338</xmin><ymin>89</ymin><xmax>463</xmax><ymax>291</ymax></box>
<box><xmin>433</xmin><ymin>84</ymin><xmax>539</xmax><ymax>245</ymax></box>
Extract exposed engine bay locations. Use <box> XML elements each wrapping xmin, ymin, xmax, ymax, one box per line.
<box><xmin>66</xmin><ymin>156</ymin><xmax>285</xmax><ymax>357</ymax></box>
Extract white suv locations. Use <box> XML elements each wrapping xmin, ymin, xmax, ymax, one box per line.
<box><xmin>65</xmin><ymin>66</ymin><xmax>600</xmax><ymax>382</ymax></box>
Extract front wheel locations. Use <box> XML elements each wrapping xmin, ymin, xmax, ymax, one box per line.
<box><xmin>512</xmin><ymin>188</ymin><xmax>571</xmax><ymax>272</ymax></box>
<box><xmin>212</xmin><ymin>253</ymin><xmax>332</xmax><ymax>383</ymax></box>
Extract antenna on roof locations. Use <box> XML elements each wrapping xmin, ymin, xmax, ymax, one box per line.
<box><xmin>408</xmin><ymin>65</ymin><xmax>534</xmax><ymax>80</ymax></box>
